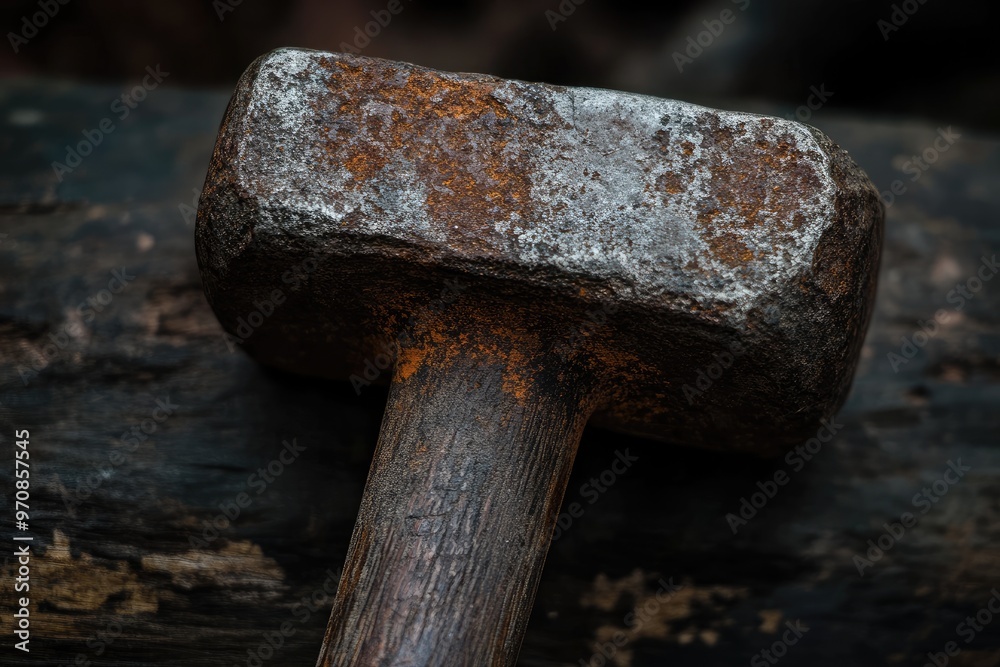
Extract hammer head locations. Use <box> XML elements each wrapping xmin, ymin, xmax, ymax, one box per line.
<box><xmin>197</xmin><ymin>48</ymin><xmax>882</xmax><ymax>455</ymax></box>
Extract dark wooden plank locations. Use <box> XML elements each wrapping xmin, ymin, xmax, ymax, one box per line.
<box><xmin>1</xmin><ymin>79</ymin><xmax>998</xmax><ymax>666</ymax></box>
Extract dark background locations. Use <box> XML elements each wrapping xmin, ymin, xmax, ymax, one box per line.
<box><xmin>3</xmin><ymin>2</ymin><xmax>1000</xmax><ymax>666</ymax></box>
<box><xmin>1</xmin><ymin>0</ymin><xmax>997</xmax><ymax>133</ymax></box>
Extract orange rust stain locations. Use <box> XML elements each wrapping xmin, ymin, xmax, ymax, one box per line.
<box><xmin>500</xmin><ymin>347</ymin><xmax>532</xmax><ymax>403</ymax></box>
<box><xmin>685</xmin><ymin>115</ymin><xmax>823</xmax><ymax>267</ymax></box>
<box><xmin>394</xmin><ymin>326</ymin><xmax>454</xmax><ymax>383</ymax></box>
<box><xmin>654</xmin><ymin>129</ymin><xmax>671</xmax><ymax>153</ymax></box>
<box><xmin>387</xmin><ymin>297</ymin><xmax>579</xmax><ymax>407</ymax></box>
<box><xmin>706</xmin><ymin>233</ymin><xmax>755</xmax><ymax>265</ymax></box>
<box><xmin>341</xmin><ymin>150</ymin><xmax>387</xmax><ymax>183</ymax></box>
<box><xmin>313</xmin><ymin>57</ymin><xmax>539</xmax><ymax>244</ymax></box>
<box><xmin>395</xmin><ymin>345</ymin><xmax>427</xmax><ymax>382</ymax></box>
<box><xmin>378</xmin><ymin>290</ymin><xmax>665</xmax><ymax>414</ymax></box>
<box><xmin>657</xmin><ymin>171</ymin><xmax>686</xmax><ymax>195</ymax></box>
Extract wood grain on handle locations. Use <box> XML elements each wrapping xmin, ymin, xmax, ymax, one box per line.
<box><xmin>318</xmin><ymin>340</ymin><xmax>591</xmax><ymax>666</ymax></box>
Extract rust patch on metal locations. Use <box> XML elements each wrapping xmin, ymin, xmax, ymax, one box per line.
<box><xmin>313</xmin><ymin>57</ymin><xmax>540</xmax><ymax>246</ymax></box>
<box><xmin>651</xmin><ymin>130</ymin><xmax>691</xmax><ymax>197</ymax></box>
<box><xmin>705</xmin><ymin>233</ymin><xmax>754</xmax><ymax>265</ymax></box>
<box><xmin>657</xmin><ymin>171</ymin><xmax>687</xmax><ymax>195</ymax></box>
<box><xmin>393</xmin><ymin>309</ymin><xmax>541</xmax><ymax>406</ymax></box>
<box><xmin>689</xmin><ymin>116</ymin><xmax>824</xmax><ymax>266</ymax></box>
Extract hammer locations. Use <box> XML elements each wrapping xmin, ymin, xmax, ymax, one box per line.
<box><xmin>196</xmin><ymin>48</ymin><xmax>882</xmax><ymax>666</ymax></box>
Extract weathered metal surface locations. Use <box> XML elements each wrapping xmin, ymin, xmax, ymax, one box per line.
<box><xmin>1</xmin><ymin>79</ymin><xmax>997</xmax><ymax>667</ymax></box>
<box><xmin>197</xmin><ymin>48</ymin><xmax>882</xmax><ymax>455</ymax></box>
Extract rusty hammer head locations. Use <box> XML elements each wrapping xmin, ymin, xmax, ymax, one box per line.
<box><xmin>197</xmin><ymin>47</ymin><xmax>882</xmax><ymax>455</ymax></box>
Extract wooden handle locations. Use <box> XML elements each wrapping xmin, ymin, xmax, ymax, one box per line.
<box><xmin>318</xmin><ymin>336</ymin><xmax>590</xmax><ymax>666</ymax></box>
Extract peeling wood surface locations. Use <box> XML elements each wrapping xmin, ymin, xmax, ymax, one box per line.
<box><xmin>1</xmin><ymin>81</ymin><xmax>999</xmax><ymax>666</ymax></box>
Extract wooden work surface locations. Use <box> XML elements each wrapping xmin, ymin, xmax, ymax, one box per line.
<box><xmin>1</xmin><ymin>81</ymin><xmax>998</xmax><ymax>666</ymax></box>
